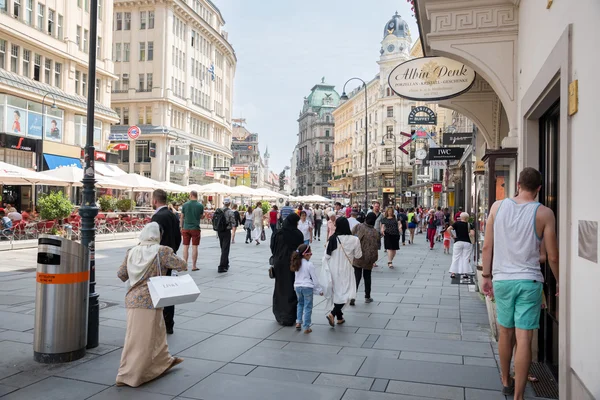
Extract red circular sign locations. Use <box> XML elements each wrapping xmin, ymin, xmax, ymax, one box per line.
<box><xmin>127</xmin><ymin>125</ymin><xmax>141</xmax><ymax>140</ymax></box>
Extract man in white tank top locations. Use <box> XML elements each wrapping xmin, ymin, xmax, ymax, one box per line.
<box><xmin>481</xmin><ymin>167</ymin><xmax>559</xmax><ymax>400</ymax></box>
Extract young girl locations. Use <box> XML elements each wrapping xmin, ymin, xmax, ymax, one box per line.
<box><xmin>290</xmin><ymin>244</ymin><xmax>323</xmax><ymax>334</ymax></box>
<box><xmin>441</xmin><ymin>223</ymin><xmax>452</xmax><ymax>254</ymax></box>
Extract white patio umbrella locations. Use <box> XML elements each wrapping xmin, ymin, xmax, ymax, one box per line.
<box><xmin>195</xmin><ymin>182</ymin><xmax>236</xmax><ymax>195</ymax></box>
<box><xmin>119</xmin><ymin>173</ymin><xmax>162</xmax><ymax>192</ymax></box>
<box><xmin>231</xmin><ymin>185</ymin><xmax>257</xmax><ymax>196</ymax></box>
<box><xmin>158</xmin><ymin>181</ymin><xmax>188</xmax><ymax>193</ymax></box>
<box><xmin>39</xmin><ymin>166</ymin><xmax>131</xmax><ymax>189</ymax></box>
<box><xmin>0</xmin><ymin>161</ymin><xmax>70</xmax><ymax>186</ymax></box>
<box><xmin>253</xmin><ymin>188</ymin><xmax>283</xmax><ymax>199</ymax></box>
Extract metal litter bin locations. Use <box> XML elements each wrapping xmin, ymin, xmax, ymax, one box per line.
<box><xmin>34</xmin><ymin>235</ymin><xmax>89</xmax><ymax>363</ymax></box>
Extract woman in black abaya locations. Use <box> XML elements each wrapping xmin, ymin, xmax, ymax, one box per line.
<box><xmin>271</xmin><ymin>213</ymin><xmax>304</xmax><ymax>326</ymax></box>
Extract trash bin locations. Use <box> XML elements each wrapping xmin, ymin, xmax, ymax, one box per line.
<box><xmin>34</xmin><ymin>235</ymin><xmax>89</xmax><ymax>363</ymax></box>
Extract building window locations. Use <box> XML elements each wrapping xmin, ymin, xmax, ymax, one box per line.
<box><xmin>25</xmin><ymin>0</ymin><xmax>33</xmax><ymax>25</ymax></box>
<box><xmin>138</xmin><ymin>74</ymin><xmax>144</xmax><ymax>91</ymax></box>
<box><xmin>114</xmin><ymin>43</ymin><xmax>121</xmax><ymax>61</ymax></box>
<box><xmin>139</xmin><ymin>42</ymin><xmax>145</xmax><ymax>61</ymax></box>
<box><xmin>77</xmin><ymin>0</ymin><xmax>81</xmax><ymax>8</ymax></box>
<box><xmin>44</xmin><ymin>58</ymin><xmax>51</xmax><ymax>83</ymax></box>
<box><xmin>146</xmin><ymin>106</ymin><xmax>152</xmax><ymax>124</ymax></box>
<box><xmin>54</xmin><ymin>62</ymin><xmax>61</xmax><ymax>88</ymax></box>
<box><xmin>325</xmin><ymin>144</ymin><xmax>330</xmax><ymax>152</ymax></box>
<box><xmin>147</xmin><ymin>41</ymin><xmax>153</xmax><ymax>60</ymax></box>
<box><xmin>10</xmin><ymin>45</ymin><xmax>19</xmax><ymax>73</ymax></box>
<box><xmin>385</xmin><ymin>149</ymin><xmax>392</xmax><ymax>162</ymax></box>
<box><xmin>83</xmin><ymin>29</ymin><xmax>89</xmax><ymax>53</ymax></box>
<box><xmin>136</xmin><ymin>142</ymin><xmax>150</xmax><ymax>162</ymax></box>
<box><xmin>122</xmin><ymin>74</ymin><xmax>129</xmax><ymax>90</ymax></box>
<box><xmin>98</xmin><ymin>0</ymin><xmax>102</xmax><ymax>20</ymax></box>
<box><xmin>0</xmin><ymin>40</ymin><xmax>6</xmax><ymax>69</ymax></box>
<box><xmin>57</xmin><ymin>14</ymin><xmax>63</xmax><ymax>39</ymax></box>
<box><xmin>82</xmin><ymin>73</ymin><xmax>87</xmax><ymax>95</ymax></box>
<box><xmin>22</xmin><ymin>49</ymin><xmax>30</xmax><ymax>78</ymax></box>
<box><xmin>97</xmin><ymin>37</ymin><xmax>102</xmax><ymax>59</ymax></box>
<box><xmin>325</xmin><ymin>130</ymin><xmax>330</xmax><ymax>137</ymax></box>
<box><xmin>37</xmin><ymin>3</ymin><xmax>44</xmax><ymax>31</ymax></box>
<box><xmin>75</xmin><ymin>71</ymin><xmax>80</xmax><ymax>95</ymax></box>
<box><xmin>95</xmin><ymin>79</ymin><xmax>100</xmax><ymax>100</ymax></box>
<box><xmin>140</xmin><ymin>11</ymin><xmax>146</xmax><ymax>29</ymax></box>
<box><xmin>115</xmin><ymin>12</ymin><xmax>122</xmax><ymax>30</ymax></box>
<box><xmin>387</xmin><ymin>125</ymin><xmax>393</xmax><ymax>135</ymax></box>
<box><xmin>33</xmin><ymin>53</ymin><xmax>41</xmax><ymax>81</ymax></box>
<box><xmin>387</xmin><ymin>106</ymin><xmax>393</xmax><ymax>118</ymax></box>
<box><xmin>138</xmin><ymin>107</ymin><xmax>144</xmax><ymax>124</ymax></box>
<box><xmin>148</xmin><ymin>10</ymin><xmax>154</xmax><ymax>28</ymax></box>
<box><xmin>114</xmin><ymin>107</ymin><xmax>121</xmax><ymax>122</ymax></box>
<box><xmin>48</xmin><ymin>9</ymin><xmax>54</xmax><ymax>35</ymax></box>
<box><xmin>146</xmin><ymin>73</ymin><xmax>153</xmax><ymax>90</ymax></box>
<box><xmin>113</xmin><ymin>75</ymin><xmax>120</xmax><ymax>91</ymax></box>
<box><xmin>76</xmin><ymin>25</ymin><xmax>81</xmax><ymax>48</ymax></box>
<box><xmin>123</xmin><ymin>43</ymin><xmax>130</xmax><ymax>62</ymax></box>
<box><xmin>13</xmin><ymin>0</ymin><xmax>20</xmax><ymax>18</ymax></box>
<box><xmin>124</xmin><ymin>12</ymin><xmax>131</xmax><ymax>30</ymax></box>
<box><xmin>123</xmin><ymin>107</ymin><xmax>129</xmax><ymax>125</ymax></box>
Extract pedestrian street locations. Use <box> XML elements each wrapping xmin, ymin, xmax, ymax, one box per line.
<box><xmin>0</xmin><ymin>230</ymin><xmax>551</xmax><ymax>400</ymax></box>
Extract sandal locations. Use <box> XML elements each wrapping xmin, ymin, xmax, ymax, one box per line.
<box><xmin>295</xmin><ymin>323</ymin><xmax>301</xmax><ymax>331</ymax></box>
<box><xmin>336</xmin><ymin>319</ymin><xmax>345</xmax><ymax>325</ymax></box>
<box><xmin>326</xmin><ymin>314</ymin><xmax>335</xmax><ymax>327</ymax></box>
<box><xmin>501</xmin><ymin>376</ymin><xmax>515</xmax><ymax>395</ymax></box>
<box><xmin>304</xmin><ymin>328</ymin><xmax>312</xmax><ymax>334</ymax></box>
<box><xmin>388</xmin><ymin>262</ymin><xmax>394</xmax><ymax>269</ymax></box>
<box><xmin>166</xmin><ymin>357</ymin><xmax>184</xmax><ymax>373</ymax></box>
<box><xmin>192</xmin><ymin>268</ymin><xmax>200</xmax><ymax>271</ymax></box>
<box><xmin>450</xmin><ymin>273</ymin><xmax>456</xmax><ymax>279</ymax></box>
<box><xmin>528</xmin><ymin>374</ymin><xmax>539</xmax><ymax>383</ymax></box>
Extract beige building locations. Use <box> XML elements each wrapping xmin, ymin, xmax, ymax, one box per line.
<box><xmin>110</xmin><ymin>0</ymin><xmax>235</xmax><ymax>186</ymax></box>
<box><xmin>415</xmin><ymin>0</ymin><xmax>600</xmax><ymax>397</ymax></box>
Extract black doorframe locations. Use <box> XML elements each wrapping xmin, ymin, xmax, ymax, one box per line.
<box><xmin>538</xmin><ymin>100</ymin><xmax>560</xmax><ymax>379</ymax></box>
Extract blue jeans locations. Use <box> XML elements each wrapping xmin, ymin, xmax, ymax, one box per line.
<box><xmin>295</xmin><ymin>287</ymin><xmax>314</xmax><ymax>330</ymax></box>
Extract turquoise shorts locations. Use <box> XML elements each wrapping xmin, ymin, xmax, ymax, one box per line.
<box><xmin>493</xmin><ymin>280</ymin><xmax>543</xmax><ymax>330</ymax></box>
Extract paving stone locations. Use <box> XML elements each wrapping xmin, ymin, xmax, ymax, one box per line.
<box><xmin>0</xmin><ymin>330</ymin><xmax>34</xmax><ymax>344</ymax></box>
<box><xmin>371</xmin><ymin>378</ymin><xmax>389</xmax><ymax>392</ymax></box>
<box><xmin>234</xmin><ymin>346</ymin><xmax>366</xmax><ymax>375</ymax></box>
<box><xmin>386</xmin><ymin>380</ymin><xmax>465</xmax><ymax>400</ymax></box>
<box><xmin>256</xmin><ymin>339</ymin><xmax>288</xmax><ymax>348</ymax></box>
<box><xmin>339</xmin><ymin>347</ymin><xmax>400</xmax><ymax>359</ymax></box>
<box><xmin>56</xmin><ymin>349</ymin><xmax>123</xmax><ymax>385</ymax></box>
<box><xmin>342</xmin><ymin>388</ymin><xmax>433</xmax><ymax>400</ymax></box>
<box><xmin>399</xmin><ymin>351</ymin><xmax>463</xmax><ymax>364</ymax></box>
<box><xmin>386</xmin><ymin>319</ymin><xmax>436</xmax><ymax>332</ymax></box>
<box><xmin>407</xmin><ymin>331</ymin><xmax>462</xmax><ymax>340</ymax></box>
<box><xmin>87</xmin><ymin>387</ymin><xmax>174</xmax><ymax>400</ymax></box>
<box><xmin>464</xmin><ymin>356</ymin><xmax>497</xmax><ymax>367</ymax></box>
<box><xmin>394</xmin><ymin>307</ymin><xmax>438</xmax><ymax>317</ymax></box>
<box><xmin>0</xmin><ymin>384</ymin><xmax>17</xmax><ymax>396</ymax></box>
<box><xmin>314</xmin><ymin>373</ymin><xmax>374</xmax><ymax>390</ymax></box>
<box><xmin>218</xmin><ymin>363</ymin><xmax>257</xmax><ymax>376</ymax></box>
<box><xmin>220</xmin><ymin>318</ymin><xmax>283</xmax><ymax>339</ymax></box>
<box><xmin>248</xmin><ymin>366</ymin><xmax>319</xmax><ymax>383</ymax></box>
<box><xmin>177</xmin><ymin>313</ymin><xmax>245</xmax><ymax>334</ymax></box>
<box><xmin>436</xmin><ymin>322</ymin><xmax>462</xmax><ymax>334</ymax></box>
<box><xmin>241</xmin><ymin>293</ymin><xmax>274</xmax><ymax>306</ymax></box>
<box><xmin>210</xmin><ymin>302</ymin><xmax>269</xmax><ymax>318</ymax></box>
<box><xmin>0</xmin><ymin>311</ymin><xmax>34</xmax><ymax>332</ymax></box>
<box><xmin>1</xmin><ymin>377</ymin><xmax>107</xmax><ymax>400</ymax></box>
<box><xmin>181</xmin><ymin>372</ymin><xmax>345</xmax><ymax>400</ymax></box>
<box><xmin>283</xmin><ymin>341</ymin><xmax>342</xmax><ymax>354</ymax></box>
<box><xmin>357</xmin><ymin>357</ymin><xmax>501</xmax><ymax>391</ymax></box>
<box><xmin>267</xmin><ymin>324</ymin><xmax>369</xmax><ymax>348</ymax></box>
<box><xmin>139</xmin><ymin>358</ymin><xmax>223</xmax><ymax>396</ymax></box>
<box><xmin>465</xmin><ymin>387</ymin><xmax>507</xmax><ymax>399</ymax></box>
<box><xmin>356</xmin><ymin>327</ymin><xmax>408</xmax><ymax>337</ymax></box>
<box><xmin>178</xmin><ymin>334</ymin><xmax>260</xmax><ymax>362</ymax></box>
<box><xmin>373</xmin><ymin>335</ymin><xmax>494</xmax><ymax>357</ymax></box>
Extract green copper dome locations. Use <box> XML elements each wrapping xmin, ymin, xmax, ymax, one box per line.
<box><xmin>305</xmin><ymin>78</ymin><xmax>340</xmax><ymax>113</ymax></box>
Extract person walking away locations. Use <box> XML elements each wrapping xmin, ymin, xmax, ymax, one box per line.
<box><xmin>368</xmin><ymin>201</ymin><xmax>383</xmax><ymax>268</ymax></box>
<box><xmin>297</xmin><ymin>211</ymin><xmax>313</xmax><ymax>245</ymax></box>
<box><xmin>398</xmin><ymin>208</ymin><xmax>408</xmax><ymax>246</ymax></box>
<box><xmin>244</xmin><ymin>206</ymin><xmax>253</xmax><ymax>244</ymax></box>
<box><xmin>269</xmin><ymin>205</ymin><xmax>279</xmax><ymax>234</ymax></box>
<box><xmin>406</xmin><ymin>208</ymin><xmax>417</xmax><ymax>244</ymax></box>
<box><xmin>213</xmin><ymin>199</ymin><xmax>236</xmax><ymax>273</ymax></box>
<box><xmin>447</xmin><ymin>213</ymin><xmax>474</xmax><ymax>277</ymax></box>
<box><xmin>252</xmin><ymin>201</ymin><xmax>264</xmax><ymax>245</ymax></box>
<box><xmin>180</xmin><ymin>190</ymin><xmax>204</xmax><ymax>271</ymax></box>
<box><xmin>348</xmin><ymin>210</ymin><xmax>360</xmax><ymax>231</ymax></box>
<box><xmin>454</xmin><ymin>206</ymin><xmax>463</xmax><ymax>223</ymax></box>
<box><xmin>231</xmin><ymin>204</ymin><xmax>242</xmax><ymax>244</ymax></box>
<box><xmin>426</xmin><ymin>209</ymin><xmax>438</xmax><ymax>250</ymax></box>
<box><xmin>151</xmin><ymin>189</ymin><xmax>182</xmax><ymax>335</ymax></box>
<box><xmin>326</xmin><ymin>211</ymin><xmax>337</xmax><ymax>240</ymax></box>
<box><xmin>291</xmin><ymin>244</ymin><xmax>323</xmax><ymax>334</ymax></box>
<box><xmin>313</xmin><ymin>205</ymin><xmax>323</xmax><ymax>241</ymax></box>
<box><xmin>115</xmin><ymin>222</ymin><xmax>187</xmax><ymax>387</ymax></box>
<box><xmin>271</xmin><ymin>213</ymin><xmax>304</xmax><ymax>326</ymax></box>
<box><xmin>350</xmin><ymin>212</ymin><xmax>379</xmax><ymax>305</ymax></box>
<box><xmin>323</xmin><ymin>217</ymin><xmax>362</xmax><ymax>326</ymax></box>
<box><xmin>280</xmin><ymin>201</ymin><xmax>295</xmax><ymax>221</ymax></box>
<box><xmin>380</xmin><ymin>207</ymin><xmax>400</xmax><ymax>268</ymax></box>
<box><xmin>442</xmin><ymin>223</ymin><xmax>452</xmax><ymax>255</ymax></box>
<box><xmin>443</xmin><ymin>207</ymin><xmax>451</xmax><ymax>226</ymax></box>
<box><xmin>481</xmin><ymin>168</ymin><xmax>559</xmax><ymax>400</ymax></box>
<box><xmin>435</xmin><ymin>207</ymin><xmax>445</xmax><ymax>242</ymax></box>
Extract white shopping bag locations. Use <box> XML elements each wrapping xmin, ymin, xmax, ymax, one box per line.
<box><xmin>148</xmin><ymin>274</ymin><xmax>200</xmax><ymax>308</ymax></box>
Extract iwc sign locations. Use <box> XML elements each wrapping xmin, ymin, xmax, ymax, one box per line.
<box><xmin>408</xmin><ymin>106</ymin><xmax>436</xmax><ymax>125</ymax></box>
<box><xmin>388</xmin><ymin>57</ymin><xmax>476</xmax><ymax>101</ymax></box>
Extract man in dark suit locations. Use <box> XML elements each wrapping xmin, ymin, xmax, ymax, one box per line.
<box><xmin>151</xmin><ymin>189</ymin><xmax>182</xmax><ymax>334</ymax></box>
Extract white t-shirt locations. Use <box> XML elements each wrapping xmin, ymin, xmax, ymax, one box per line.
<box><xmin>298</xmin><ymin>219</ymin><xmax>312</xmax><ymax>241</ymax></box>
<box><xmin>7</xmin><ymin>212</ymin><xmax>22</xmax><ymax>221</ymax></box>
<box><xmin>348</xmin><ymin>217</ymin><xmax>360</xmax><ymax>231</ymax></box>
<box><xmin>294</xmin><ymin>259</ymin><xmax>323</xmax><ymax>294</ymax></box>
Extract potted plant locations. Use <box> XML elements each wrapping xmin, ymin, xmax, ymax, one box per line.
<box><xmin>98</xmin><ymin>195</ymin><xmax>117</xmax><ymax>212</ymax></box>
<box><xmin>116</xmin><ymin>198</ymin><xmax>135</xmax><ymax>212</ymax></box>
<box><xmin>37</xmin><ymin>191</ymin><xmax>74</xmax><ymax>222</ymax></box>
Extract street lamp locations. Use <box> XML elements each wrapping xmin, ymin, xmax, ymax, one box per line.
<box><xmin>78</xmin><ymin>0</ymin><xmax>100</xmax><ymax>349</ymax></box>
<box><xmin>381</xmin><ymin>132</ymin><xmax>397</xmax><ymax>206</ymax></box>
<box><xmin>340</xmin><ymin>77</ymin><xmax>368</xmax><ymax>213</ymax></box>
<box><xmin>40</xmin><ymin>93</ymin><xmax>57</xmax><ymax>171</ymax></box>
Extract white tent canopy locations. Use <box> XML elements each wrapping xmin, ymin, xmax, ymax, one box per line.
<box><xmin>119</xmin><ymin>173</ymin><xmax>162</xmax><ymax>192</ymax></box>
<box><xmin>192</xmin><ymin>182</ymin><xmax>237</xmax><ymax>195</ymax></box>
<box><xmin>158</xmin><ymin>181</ymin><xmax>188</xmax><ymax>193</ymax></box>
<box><xmin>231</xmin><ymin>185</ymin><xmax>256</xmax><ymax>196</ymax></box>
<box><xmin>95</xmin><ymin>162</ymin><xmax>128</xmax><ymax>177</ymax></box>
<box><xmin>0</xmin><ymin>161</ymin><xmax>70</xmax><ymax>186</ymax></box>
<box><xmin>39</xmin><ymin>166</ymin><xmax>131</xmax><ymax>189</ymax></box>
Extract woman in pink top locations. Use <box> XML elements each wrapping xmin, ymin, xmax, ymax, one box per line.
<box><xmin>326</xmin><ymin>211</ymin><xmax>337</xmax><ymax>240</ymax></box>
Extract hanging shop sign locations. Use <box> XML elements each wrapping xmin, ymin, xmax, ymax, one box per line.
<box><xmin>408</xmin><ymin>106</ymin><xmax>437</xmax><ymax>125</ymax></box>
<box><xmin>433</xmin><ymin>183</ymin><xmax>443</xmax><ymax>193</ymax></box>
<box><xmin>428</xmin><ymin>147</ymin><xmax>465</xmax><ymax>160</ymax></box>
<box><xmin>213</xmin><ymin>166</ymin><xmax>230</xmax><ymax>172</ymax></box>
<box><xmin>382</xmin><ymin>188</ymin><xmax>395</xmax><ymax>193</ymax></box>
<box><xmin>127</xmin><ymin>125</ymin><xmax>141</xmax><ymax>140</ymax></box>
<box><xmin>0</xmin><ymin>133</ymin><xmax>38</xmax><ymax>152</ymax></box>
<box><xmin>108</xmin><ymin>143</ymin><xmax>129</xmax><ymax>151</ymax></box>
<box><xmin>429</xmin><ymin>160</ymin><xmax>447</xmax><ymax>169</ymax></box>
<box><xmin>388</xmin><ymin>56</ymin><xmax>477</xmax><ymax>101</ymax></box>
<box><xmin>442</xmin><ymin>132</ymin><xmax>474</xmax><ymax>146</ymax></box>
<box><xmin>108</xmin><ymin>133</ymin><xmax>129</xmax><ymax>141</ymax></box>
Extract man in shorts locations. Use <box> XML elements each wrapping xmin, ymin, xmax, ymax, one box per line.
<box><xmin>482</xmin><ymin>168</ymin><xmax>559</xmax><ymax>400</ymax></box>
<box><xmin>180</xmin><ymin>190</ymin><xmax>204</xmax><ymax>271</ymax></box>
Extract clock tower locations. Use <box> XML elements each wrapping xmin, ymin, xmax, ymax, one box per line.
<box><xmin>378</xmin><ymin>12</ymin><xmax>411</xmax><ymax>87</ymax></box>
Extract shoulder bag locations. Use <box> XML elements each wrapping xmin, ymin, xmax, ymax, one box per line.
<box><xmin>337</xmin><ymin>237</ymin><xmax>355</xmax><ymax>267</ymax></box>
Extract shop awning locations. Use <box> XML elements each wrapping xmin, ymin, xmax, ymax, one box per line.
<box><xmin>95</xmin><ymin>162</ymin><xmax>128</xmax><ymax>177</ymax></box>
<box><xmin>44</xmin><ymin>154</ymin><xmax>82</xmax><ymax>170</ymax></box>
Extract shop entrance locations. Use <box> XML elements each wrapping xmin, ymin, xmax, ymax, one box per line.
<box><xmin>538</xmin><ymin>101</ymin><xmax>560</xmax><ymax>379</ymax></box>
<box><xmin>1</xmin><ymin>185</ymin><xmax>32</xmax><ymax>212</ymax></box>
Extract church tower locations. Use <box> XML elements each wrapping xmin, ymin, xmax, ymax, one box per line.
<box><xmin>263</xmin><ymin>146</ymin><xmax>270</xmax><ymax>187</ymax></box>
<box><xmin>378</xmin><ymin>12</ymin><xmax>412</xmax><ymax>87</ymax></box>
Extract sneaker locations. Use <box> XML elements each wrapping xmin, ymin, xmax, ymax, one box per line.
<box><xmin>365</xmin><ymin>298</ymin><xmax>373</xmax><ymax>303</ymax></box>
<box><xmin>349</xmin><ymin>299</ymin><xmax>355</xmax><ymax>306</ymax></box>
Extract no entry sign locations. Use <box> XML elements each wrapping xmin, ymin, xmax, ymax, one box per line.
<box><xmin>127</xmin><ymin>125</ymin><xmax>141</xmax><ymax>140</ymax></box>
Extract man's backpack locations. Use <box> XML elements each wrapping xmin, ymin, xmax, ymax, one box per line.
<box><xmin>212</xmin><ymin>208</ymin><xmax>228</xmax><ymax>232</ymax></box>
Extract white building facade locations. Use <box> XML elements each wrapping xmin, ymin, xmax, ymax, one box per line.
<box><xmin>110</xmin><ymin>0</ymin><xmax>235</xmax><ymax>186</ymax></box>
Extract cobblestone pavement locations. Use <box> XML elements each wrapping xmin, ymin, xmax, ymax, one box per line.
<box><xmin>0</xmin><ymin>229</ymin><xmax>549</xmax><ymax>399</ymax></box>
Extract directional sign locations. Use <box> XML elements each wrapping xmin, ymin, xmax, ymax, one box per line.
<box><xmin>428</xmin><ymin>147</ymin><xmax>465</xmax><ymax>160</ymax></box>
<box><xmin>127</xmin><ymin>125</ymin><xmax>141</xmax><ymax>140</ymax></box>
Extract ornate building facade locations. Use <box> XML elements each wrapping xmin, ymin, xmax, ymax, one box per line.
<box><xmin>293</xmin><ymin>79</ymin><xmax>340</xmax><ymax>196</ymax></box>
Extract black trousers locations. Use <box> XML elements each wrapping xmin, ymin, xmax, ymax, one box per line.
<box><xmin>331</xmin><ymin>303</ymin><xmax>344</xmax><ymax>320</ymax></box>
<box><xmin>163</xmin><ymin>268</ymin><xmax>174</xmax><ymax>330</ymax></box>
<box><xmin>354</xmin><ymin>266</ymin><xmax>372</xmax><ymax>298</ymax></box>
<box><xmin>401</xmin><ymin>227</ymin><xmax>406</xmax><ymax>244</ymax></box>
<box><xmin>218</xmin><ymin>230</ymin><xmax>232</xmax><ymax>270</ymax></box>
<box><xmin>314</xmin><ymin>219</ymin><xmax>322</xmax><ymax>239</ymax></box>
<box><xmin>245</xmin><ymin>227</ymin><xmax>252</xmax><ymax>242</ymax></box>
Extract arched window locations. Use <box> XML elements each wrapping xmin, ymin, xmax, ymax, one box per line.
<box><xmin>325</xmin><ymin>115</ymin><xmax>330</xmax><ymax>122</ymax></box>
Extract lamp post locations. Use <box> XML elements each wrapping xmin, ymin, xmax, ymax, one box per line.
<box><xmin>78</xmin><ymin>0</ymin><xmax>99</xmax><ymax>349</ymax></box>
<box><xmin>381</xmin><ymin>132</ymin><xmax>397</xmax><ymax>206</ymax></box>
<box><xmin>40</xmin><ymin>93</ymin><xmax>57</xmax><ymax>171</ymax></box>
<box><xmin>340</xmin><ymin>78</ymin><xmax>368</xmax><ymax>213</ymax></box>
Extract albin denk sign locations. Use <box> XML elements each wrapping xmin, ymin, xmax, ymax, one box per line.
<box><xmin>388</xmin><ymin>56</ymin><xmax>476</xmax><ymax>101</ymax></box>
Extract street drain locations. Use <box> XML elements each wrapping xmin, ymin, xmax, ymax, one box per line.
<box><xmin>529</xmin><ymin>362</ymin><xmax>559</xmax><ymax>399</ymax></box>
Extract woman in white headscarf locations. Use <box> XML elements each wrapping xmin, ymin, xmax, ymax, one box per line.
<box><xmin>116</xmin><ymin>222</ymin><xmax>187</xmax><ymax>387</ymax></box>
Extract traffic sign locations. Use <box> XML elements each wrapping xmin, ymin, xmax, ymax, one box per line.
<box><xmin>127</xmin><ymin>125</ymin><xmax>141</xmax><ymax>140</ymax></box>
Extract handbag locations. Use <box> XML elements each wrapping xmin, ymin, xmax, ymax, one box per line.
<box><xmin>337</xmin><ymin>237</ymin><xmax>355</xmax><ymax>266</ymax></box>
<box><xmin>268</xmin><ymin>254</ymin><xmax>275</xmax><ymax>279</ymax></box>
<box><xmin>147</xmin><ymin>252</ymin><xmax>201</xmax><ymax>308</ymax></box>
